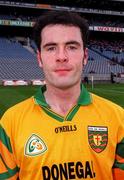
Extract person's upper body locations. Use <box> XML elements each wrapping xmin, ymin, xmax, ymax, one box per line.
<box><xmin>0</xmin><ymin>11</ymin><xmax>124</xmax><ymax>180</ymax></box>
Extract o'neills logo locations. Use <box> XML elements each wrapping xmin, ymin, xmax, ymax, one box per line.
<box><xmin>88</xmin><ymin>126</ymin><xmax>108</xmax><ymax>153</ymax></box>
<box><xmin>42</xmin><ymin>161</ymin><xmax>96</xmax><ymax>179</ymax></box>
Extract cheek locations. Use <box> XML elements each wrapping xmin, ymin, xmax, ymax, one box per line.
<box><xmin>72</xmin><ymin>61</ymin><xmax>82</xmax><ymax>76</ymax></box>
<box><xmin>70</xmin><ymin>52</ymin><xmax>84</xmax><ymax>61</ymax></box>
<box><xmin>42</xmin><ymin>63</ymin><xmax>51</xmax><ymax>71</ymax></box>
<box><xmin>42</xmin><ymin>59</ymin><xmax>54</xmax><ymax>73</ymax></box>
<box><xmin>41</xmin><ymin>51</ymin><xmax>55</xmax><ymax>59</ymax></box>
<box><xmin>74</xmin><ymin>57</ymin><xmax>83</xmax><ymax>73</ymax></box>
<box><xmin>73</xmin><ymin>55</ymin><xmax>83</xmax><ymax>67</ymax></box>
<box><xmin>41</xmin><ymin>53</ymin><xmax>55</xmax><ymax>65</ymax></box>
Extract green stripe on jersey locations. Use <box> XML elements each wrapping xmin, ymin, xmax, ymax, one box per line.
<box><xmin>113</xmin><ymin>159</ymin><xmax>124</xmax><ymax>170</ymax></box>
<box><xmin>42</xmin><ymin>106</ymin><xmax>64</xmax><ymax>122</ymax></box>
<box><xmin>0</xmin><ymin>166</ymin><xmax>19</xmax><ymax>179</ymax></box>
<box><xmin>42</xmin><ymin>105</ymin><xmax>80</xmax><ymax>122</ymax></box>
<box><xmin>0</xmin><ymin>125</ymin><xmax>12</xmax><ymax>153</ymax></box>
<box><xmin>66</xmin><ymin>105</ymin><xmax>80</xmax><ymax>121</ymax></box>
<box><xmin>116</xmin><ymin>138</ymin><xmax>124</xmax><ymax>158</ymax></box>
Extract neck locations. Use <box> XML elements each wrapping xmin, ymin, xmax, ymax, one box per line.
<box><xmin>44</xmin><ymin>82</ymin><xmax>81</xmax><ymax>116</ymax></box>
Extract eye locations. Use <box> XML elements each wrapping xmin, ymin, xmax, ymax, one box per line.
<box><xmin>47</xmin><ymin>46</ymin><xmax>56</xmax><ymax>51</ymax></box>
<box><xmin>67</xmin><ymin>45</ymin><xmax>78</xmax><ymax>50</ymax></box>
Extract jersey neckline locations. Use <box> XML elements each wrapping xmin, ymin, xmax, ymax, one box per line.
<box><xmin>34</xmin><ymin>83</ymin><xmax>92</xmax><ymax>122</ymax></box>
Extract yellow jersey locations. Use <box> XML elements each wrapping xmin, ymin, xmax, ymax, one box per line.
<box><xmin>0</xmin><ymin>84</ymin><xmax>124</xmax><ymax>180</ymax></box>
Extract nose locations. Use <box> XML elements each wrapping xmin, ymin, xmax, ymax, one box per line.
<box><xmin>56</xmin><ymin>48</ymin><xmax>68</xmax><ymax>63</ymax></box>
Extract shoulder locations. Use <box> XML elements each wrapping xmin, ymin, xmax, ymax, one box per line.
<box><xmin>1</xmin><ymin>96</ymin><xmax>35</xmax><ymax>122</ymax></box>
<box><xmin>7</xmin><ymin>96</ymin><xmax>34</xmax><ymax>113</ymax></box>
<box><xmin>91</xmin><ymin>93</ymin><xmax>124</xmax><ymax>117</ymax></box>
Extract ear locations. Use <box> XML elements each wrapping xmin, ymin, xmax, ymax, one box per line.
<box><xmin>83</xmin><ymin>48</ymin><xmax>88</xmax><ymax>66</ymax></box>
<box><xmin>37</xmin><ymin>50</ymin><xmax>43</xmax><ymax>68</ymax></box>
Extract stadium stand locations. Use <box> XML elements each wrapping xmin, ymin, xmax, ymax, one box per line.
<box><xmin>0</xmin><ymin>0</ymin><xmax>124</xmax><ymax>83</ymax></box>
<box><xmin>84</xmin><ymin>48</ymin><xmax>124</xmax><ymax>75</ymax></box>
<box><xmin>0</xmin><ymin>37</ymin><xmax>123</xmax><ymax>81</ymax></box>
<box><xmin>89</xmin><ymin>39</ymin><xmax>124</xmax><ymax>65</ymax></box>
<box><xmin>0</xmin><ymin>37</ymin><xmax>44</xmax><ymax>80</ymax></box>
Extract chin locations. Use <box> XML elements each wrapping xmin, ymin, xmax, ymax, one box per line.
<box><xmin>52</xmin><ymin>80</ymin><xmax>79</xmax><ymax>90</ymax></box>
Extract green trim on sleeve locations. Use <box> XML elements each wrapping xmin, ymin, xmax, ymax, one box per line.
<box><xmin>0</xmin><ymin>167</ymin><xmax>19</xmax><ymax>179</ymax></box>
<box><xmin>0</xmin><ymin>154</ymin><xmax>19</xmax><ymax>179</ymax></box>
<box><xmin>0</xmin><ymin>125</ymin><xmax>12</xmax><ymax>153</ymax></box>
<box><xmin>113</xmin><ymin>137</ymin><xmax>124</xmax><ymax>170</ymax></box>
<box><xmin>113</xmin><ymin>159</ymin><xmax>124</xmax><ymax>170</ymax></box>
<box><xmin>116</xmin><ymin>137</ymin><xmax>124</xmax><ymax>158</ymax></box>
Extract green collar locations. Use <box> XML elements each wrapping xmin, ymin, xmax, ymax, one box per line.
<box><xmin>34</xmin><ymin>83</ymin><xmax>92</xmax><ymax>107</ymax></box>
<box><xmin>34</xmin><ymin>84</ymin><xmax>92</xmax><ymax>122</ymax></box>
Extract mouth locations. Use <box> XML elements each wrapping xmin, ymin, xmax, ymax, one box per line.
<box><xmin>55</xmin><ymin>69</ymin><xmax>71</xmax><ymax>72</ymax></box>
<box><xmin>54</xmin><ymin>69</ymin><xmax>72</xmax><ymax>75</ymax></box>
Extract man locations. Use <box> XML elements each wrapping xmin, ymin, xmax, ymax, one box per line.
<box><xmin>0</xmin><ymin>11</ymin><xmax>124</xmax><ymax>180</ymax></box>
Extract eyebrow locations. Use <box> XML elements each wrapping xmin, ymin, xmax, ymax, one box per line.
<box><xmin>66</xmin><ymin>41</ymin><xmax>81</xmax><ymax>46</ymax></box>
<box><xmin>43</xmin><ymin>43</ymin><xmax>57</xmax><ymax>49</ymax></box>
<box><xmin>42</xmin><ymin>41</ymin><xmax>81</xmax><ymax>49</ymax></box>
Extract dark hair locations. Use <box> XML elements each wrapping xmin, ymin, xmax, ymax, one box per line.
<box><xmin>33</xmin><ymin>11</ymin><xmax>89</xmax><ymax>51</ymax></box>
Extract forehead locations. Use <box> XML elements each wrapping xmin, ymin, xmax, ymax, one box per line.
<box><xmin>41</xmin><ymin>24</ymin><xmax>83</xmax><ymax>45</ymax></box>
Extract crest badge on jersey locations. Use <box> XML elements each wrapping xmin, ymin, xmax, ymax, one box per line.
<box><xmin>25</xmin><ymin>134</ymin><xmax>47</xmax><ymax>156</ymax></box>
<box><xmin>88</xmin><ymin>126</ymin><xmax>108</xmax><ymax>153</ymax></box>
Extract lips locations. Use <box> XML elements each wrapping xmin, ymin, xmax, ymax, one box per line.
<box><xmin>54</xmin><ymin>68</ymin><xmax>72</xmax><ymax>75</ymax></box>
<box><xmin>55</xmin><ymin>69</ymin><xmax>71</xmax><ymax>72</ymax></box>
<box><xmin>54</xmin><ymin>67</ymin><xmax>72</xmax><ymax>71</ymax></box>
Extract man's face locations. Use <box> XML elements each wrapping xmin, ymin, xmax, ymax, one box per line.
<box><xmin>37</xmin><ymin>24</ymin><xmax>88</xmax><ymax>89</ymax></box>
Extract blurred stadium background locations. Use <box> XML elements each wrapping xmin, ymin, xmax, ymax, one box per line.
<box><xmin>0</xmin><ymin>0</ymin><xmax>124</xmax><ymax>117</ymax></box>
